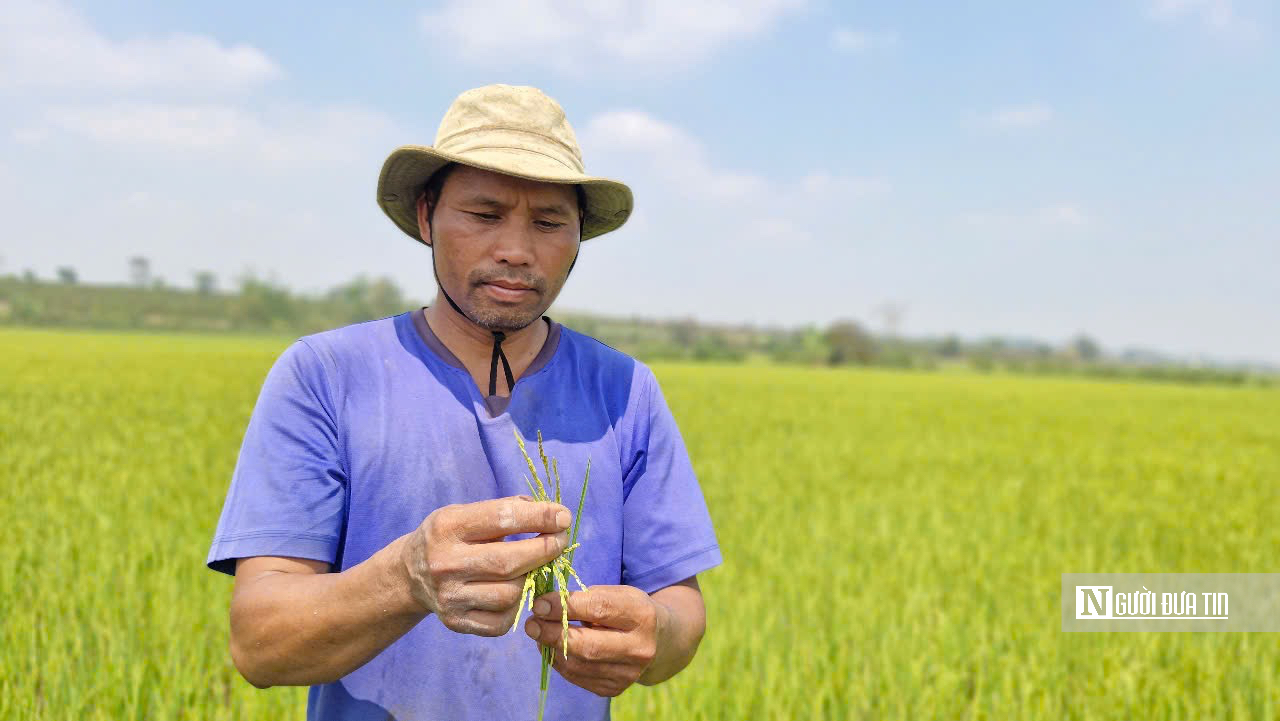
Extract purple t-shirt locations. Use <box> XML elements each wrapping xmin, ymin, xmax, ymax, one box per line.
<box><xmin>206</xmin><ymin>309</ymin><xmax>722</xmax><ymax>721</ymax></box>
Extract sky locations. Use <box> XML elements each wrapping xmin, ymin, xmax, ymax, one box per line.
<box><xmin>1</xmin><ymin>0</ymin><xmax>1277</xmax><ymax>364</ymax></box>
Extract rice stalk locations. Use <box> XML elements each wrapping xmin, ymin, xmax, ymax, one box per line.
<box><xmin>511</xmin><ymin>429</ymin><xmax>591</xmax><ymax>721</ymax></box>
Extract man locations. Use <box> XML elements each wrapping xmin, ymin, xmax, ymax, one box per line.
<box><xmin>206</xmin><ymin>84</ymin><xmax>722</xmax><ymax>721</ymax></box>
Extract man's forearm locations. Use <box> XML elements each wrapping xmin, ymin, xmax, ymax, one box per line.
<box><xmin>229</xmin><ymin>535</ymin><xmax>425</xmax><ymax>687</ymax></box>
<box><xmin>638</xmin><ymin>579</ymin><xmax>707</xmax><ymax>686</ymax></box>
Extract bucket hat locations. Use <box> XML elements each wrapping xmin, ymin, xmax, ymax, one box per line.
<box><xmin>377</xmin><ymin>84</ymin><xmax>633</xmax><ymax>244</ymax></box>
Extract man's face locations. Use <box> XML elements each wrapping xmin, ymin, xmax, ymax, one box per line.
<box><xmin>416</xmin><ymin>165</ymin><xmax>581</xmax><ymax>332</ymax></box>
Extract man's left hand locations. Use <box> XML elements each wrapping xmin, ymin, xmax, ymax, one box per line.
<box><xmin>523</xmin><ymin>585</ymin><xmax>665</xmax><ymax>697</ymax></box>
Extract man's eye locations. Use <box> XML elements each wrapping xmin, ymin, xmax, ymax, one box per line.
<box><xmin>469</xmin><ymin>212</ymin><xmax>500</xmax><ymax>221</ymax></box>
<box><xmin>536</xmin><ymin>220</ymin><xmax>566</xmax><ymax>230</ymax></box>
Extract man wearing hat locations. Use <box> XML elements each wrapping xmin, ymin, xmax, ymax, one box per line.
<box><xmin>206</xmin><ymin>85</ymin><xmax>722</xmax><ymax>720</ymax></box>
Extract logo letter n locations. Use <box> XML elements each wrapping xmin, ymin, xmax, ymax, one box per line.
<box><xmin>1076</xmin><ymin>586</ymin><xmax>1112</xmax><ymax>619</ymax></box>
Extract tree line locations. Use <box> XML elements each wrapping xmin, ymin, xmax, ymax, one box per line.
<box><xmin>0</xmin><ymin>265</ymin><xmax>1272</xmax><ymax>388</ymax></box>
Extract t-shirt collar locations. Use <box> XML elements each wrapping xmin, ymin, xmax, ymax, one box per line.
<box><xmin>411</xmin><ymin>306</ymin><xmax>562</xmax><ymax>382</ymax></box>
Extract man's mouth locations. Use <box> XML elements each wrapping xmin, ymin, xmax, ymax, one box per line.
<box><xmin>479</xmin><ymin>279</ymin><xmax>538</xmax><ymax>301</ymax></box>
<box><xmin>484</xmin><ymin>279</ymin><xmax>534</xmax><ymax>291</ymax></box>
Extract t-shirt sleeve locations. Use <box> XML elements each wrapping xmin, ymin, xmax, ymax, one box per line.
<box><xmin>620</xmin><ymin>366</ymin><xmax>722</xmax><ymax>594</ymax></box>
<box><xmin>206</xmin><ymin>340</ymin><xmax>348</xmax><ymax>575</ymax></box>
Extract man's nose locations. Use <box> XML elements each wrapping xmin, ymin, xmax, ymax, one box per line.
<box><xmin>490</xmin><ymin>215</ymin><xmax>537</xmax><ymax>266</ymax></box>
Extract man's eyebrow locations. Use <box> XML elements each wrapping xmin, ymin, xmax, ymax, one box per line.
<box><xmin>531</xmin><ymin>202</ymin><xmax>571</xmax><ymax>217</ymax></box>
<box><xmin>456</xmin><ymin>195</ymin><xmax>507</xmax><ymax>208</ymax></box>
<box><xmin>457</xmin><ymin>195</ymin><xmax>572</xmax><ymax>217</ymax></box>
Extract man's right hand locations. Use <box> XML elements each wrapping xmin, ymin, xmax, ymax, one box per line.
<box><xmin>400</xmin><ymin>496</ymin><xmax>571</xmax><ymax>637</ymax></box>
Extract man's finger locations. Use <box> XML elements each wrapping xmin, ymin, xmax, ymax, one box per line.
<box><xmin>524</xmin><ymin>617</ymin><xmax>637</xmax><ymax>663</ymax></box>
<box><xmin>532</xmin><ymin>588</ymin><xmax>644</xmax><ymax>631</ymax></box>
<box><xmin>458</xmin><ymin>580</ymin><xmax>525</xmax><ymax>612</ymax></box>
<box><xmin>447</xmin><ymin>497</ymin><xmax>571</xmax><ymax>541</ymax></box>
<box><xmin>548</xmin><ymin>653</ymin><xmax>636</xmax><ymax>698</ymax></box>
<box><xmin>548</xmin><ymin>651</ymin><xmax>634</xmax><ymax>685</ymax></box>
<box><xmin>465</xmin><ymin>532</ymin><xmax>569</xmax><ymax>580</ymax></box>
<box><xmin>441</xmin><ymin>607</ymin><xmax>520</xmax><ymax>638</ymax></box>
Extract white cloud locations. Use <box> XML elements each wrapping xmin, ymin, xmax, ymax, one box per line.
<box><xmin>46</xmin><ymin>103</ymin><xmax>247</xmax><ymax>149</ymax></box>
<box><xmin>579</xmin><ymin>109</ymin><xmax>887</xmax><ymax>257</ymax></box>
<box><xmin>830</xmin><ymin>27</ymin><xmax>899</xmax><ymax>52</ymax></box>
<box><xmin>584</xmin><ymin>110</ymin><xmax>890</xmax><ymax>210</ymax></box>
<box><xmin>1150</xmin><ymin>0</ymin><xmax>1235</xmax><ymax>28</ymax></box>
<box><xmin>583</xmin><ymin>110</ymin><xmax>768</xmax><ymax>202</ymax></box>
<box><xmin>0</xmin><ymin>0</ymin><xmax>280</xmax><ymax>96</ymax></box>
<box><xmin>420</xmin><ymin>0</ymin><xmax>805</xmax><ymax>71</ymax></box>
<box><xmin>797</xmin><ymin>171</ymin><xmax>892</xmax><ymax>198</ymax></box>
<box><xmin>12</xmin><ymin>126</ymin><xmax>50</xmax><ymax>144</ymax></box>
<box><xmin>960</xmin><ymin>203</ymin><xmax>1090</xmax><ymax>228</ymax></box>
<box><xmin>556</xmin><ymin>109</ymin><xmax>901</xmax><ymax>329</ymax></box>
<box><xmin>985</xmin><ymin>103</ymin><xmax>1053</xmax><ymax>129</ymax></box>
<box><xmin>1</xmin><ymin>1</ymin><xmax>392</xmax><ymax>176</ymax></box>
<box><xmin>1037</xmin><ymin>204</ymin><xmax>1089</xmax><ymax>226</ymax></box>
<box><xmin>1147</xmin><ymin>0</ymin><xmax>1266</xmax><ymax>38</ymax></box>
<box><xmin>42</xmin><ymin>101</ymin><xmax>396</xmax><ymax>169</ymax></box>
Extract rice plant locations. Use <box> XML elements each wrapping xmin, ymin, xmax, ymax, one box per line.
<box><xmin>4</xmin><ymin>327</ymin><xmax>1280</xmax><ymax>720</ymax></box>
<box><xmin>510</xmin><ymin>429</ymin><xmax>591</xmax><ymax>721</ymax></box>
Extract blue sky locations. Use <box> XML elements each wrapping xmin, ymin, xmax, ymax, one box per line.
<box><xmin>2</xmin><ymin>0</ymin><xmax>1277</xmax><ymax>364</ymax></box>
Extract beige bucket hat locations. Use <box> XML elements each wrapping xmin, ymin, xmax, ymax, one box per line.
<box><xmin>377</xmin><ymin>84</ymin><xmax>633</xmax><ymax>244</ymax></box>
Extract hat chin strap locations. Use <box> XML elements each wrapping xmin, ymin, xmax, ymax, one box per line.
<box><xmin>429</xmin><ymin>230</ymin><xmax>580</xmax><ymax>398</ymax></box>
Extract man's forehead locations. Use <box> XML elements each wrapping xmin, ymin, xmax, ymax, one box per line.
<box><xmin>443</xmin><ymin>165</ymin><xmax>577</xmax><ymax>207</ymax></box>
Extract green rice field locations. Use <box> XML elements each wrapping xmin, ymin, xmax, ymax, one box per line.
<box><xmin>3</xmin><ymin>326</ymin><xmax>1279</xmax><ymax>719</ymax></box>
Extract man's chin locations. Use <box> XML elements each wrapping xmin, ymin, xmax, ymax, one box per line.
<box><xmin>465</xmin><ymin>297</ymin><xmax>545</xmax><ymax>333</ymax></box>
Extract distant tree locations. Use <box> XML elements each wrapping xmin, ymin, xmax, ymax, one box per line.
<box><xmin>1070</xmin><ymin>334</ymin><xmax>1101</xmax><ymax>362</ymax></box>
<box><xmin>687</xmin><ymin>329</ymin><xmax>743</xmax><ymax>362</ymax></box>
<box><xmin>971</xmin><ymin>349</ymin><xmax>996</xmax><ymax>373</ymax></box>
<box><xmin>978</xmin><ymin>337</ymin><xmax>1007</xmax><ymax>354</ymax></box>
<box><xmin>21</xmin><ymin>269</ymin><xmax>37</xmax><ymax>283</ymax></box>
<box><xmin>798</xmin><ymin>328</ymin><xmax>831</xmax><ymax>365</ymax></box>
<box><xmin>325</xmin><ymin>275</ymin><xmax>407</xmax><ymax>323</ymax></box>
<box><xmin>670</xmin><ymin>318</ymin><xmax>698</xmax><ymax>349</ymax></box>
<box><xmin>938</xmin><ymin>334</ymin><xmax>962</xmax><ymax>358</ymax></box>
<box><xmin>56</xmin><ymin>266</ymin><xmax>78</xmax><ymax>284</ymax></box>
<box><xmin>878</xmin><ymin>340</ymin><xmax>915</xmax><ymax>368</ymax></box>
<box><xmin>826</xmin><ymin>320</ymin><xmax>877</xmax><ymax>365</ymax></box>
<box><xmin>234</xmin><ymin>274</ymin><xmax>296</xmax><ymax>328</ymax></box>
<box><xmin>366</xmin><ymin>277</ymin><xmax>404</xmax><ymax>315</ymax></box>
<box><xmin>129</xmin><ymin>257</ymin><xmax>150</xmax><ymax>287</ymax></box>
<box><xmin>194</xmin><ymin>271</ymin><xmax>217</xmax><ymax>295</ymax></box>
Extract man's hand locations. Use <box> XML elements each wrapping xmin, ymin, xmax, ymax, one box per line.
<box><xmin>401</xmin><ymin>495</ymin><xmax>571</xmax><ymax>636</ymax></box>
<box><xmin>522</xmin><ymin>586</ymin><xmax>666</xmax><ymax>697</ymax></box>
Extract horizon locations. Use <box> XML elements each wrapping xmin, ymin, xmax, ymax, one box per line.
<box><xmin>6</xmin><ymin>273</ymin><xmax>1276</xmax><ymax>372</ymax></box>
<box><xmin>1</xmin><ymin>0</ymin><xmax>1277</xmax><ymax>364</ymax></box>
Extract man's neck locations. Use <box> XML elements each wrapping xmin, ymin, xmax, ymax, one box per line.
<box><xmin>423</xmin><ymin>299</ymin><xmax>549</xmax><ymax>396</ymax></box>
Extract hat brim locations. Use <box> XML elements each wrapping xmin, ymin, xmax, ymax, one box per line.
<box><xmin>377</xmin><ymin>145</ymin><xmax>633</xmax><ymax>244</ymax></box>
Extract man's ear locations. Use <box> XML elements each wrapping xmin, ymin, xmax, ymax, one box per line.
<box><xmin>415</xmin><ymin>193</ymin><xmax>432</xmax><ymax>246</ymax></box>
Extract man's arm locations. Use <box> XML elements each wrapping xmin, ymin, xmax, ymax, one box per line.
<box><xmin>228</xmin><ymin>497</ymin><xmax>572</xmax><ymax>688</ymax></box>
<box><xmin>232</xmin><ymin>547</ymin><xmax>415</xmax><ymax>688</ymax></box>
<box><xmin>638</xmin><ymin>577</ymin><xmax>707</xmax><ymax>685</ymax></box>
<box><xmin>522</xmin><ymin>576</ymin><xmax>708</xmax><ymax>698</ymax></box>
